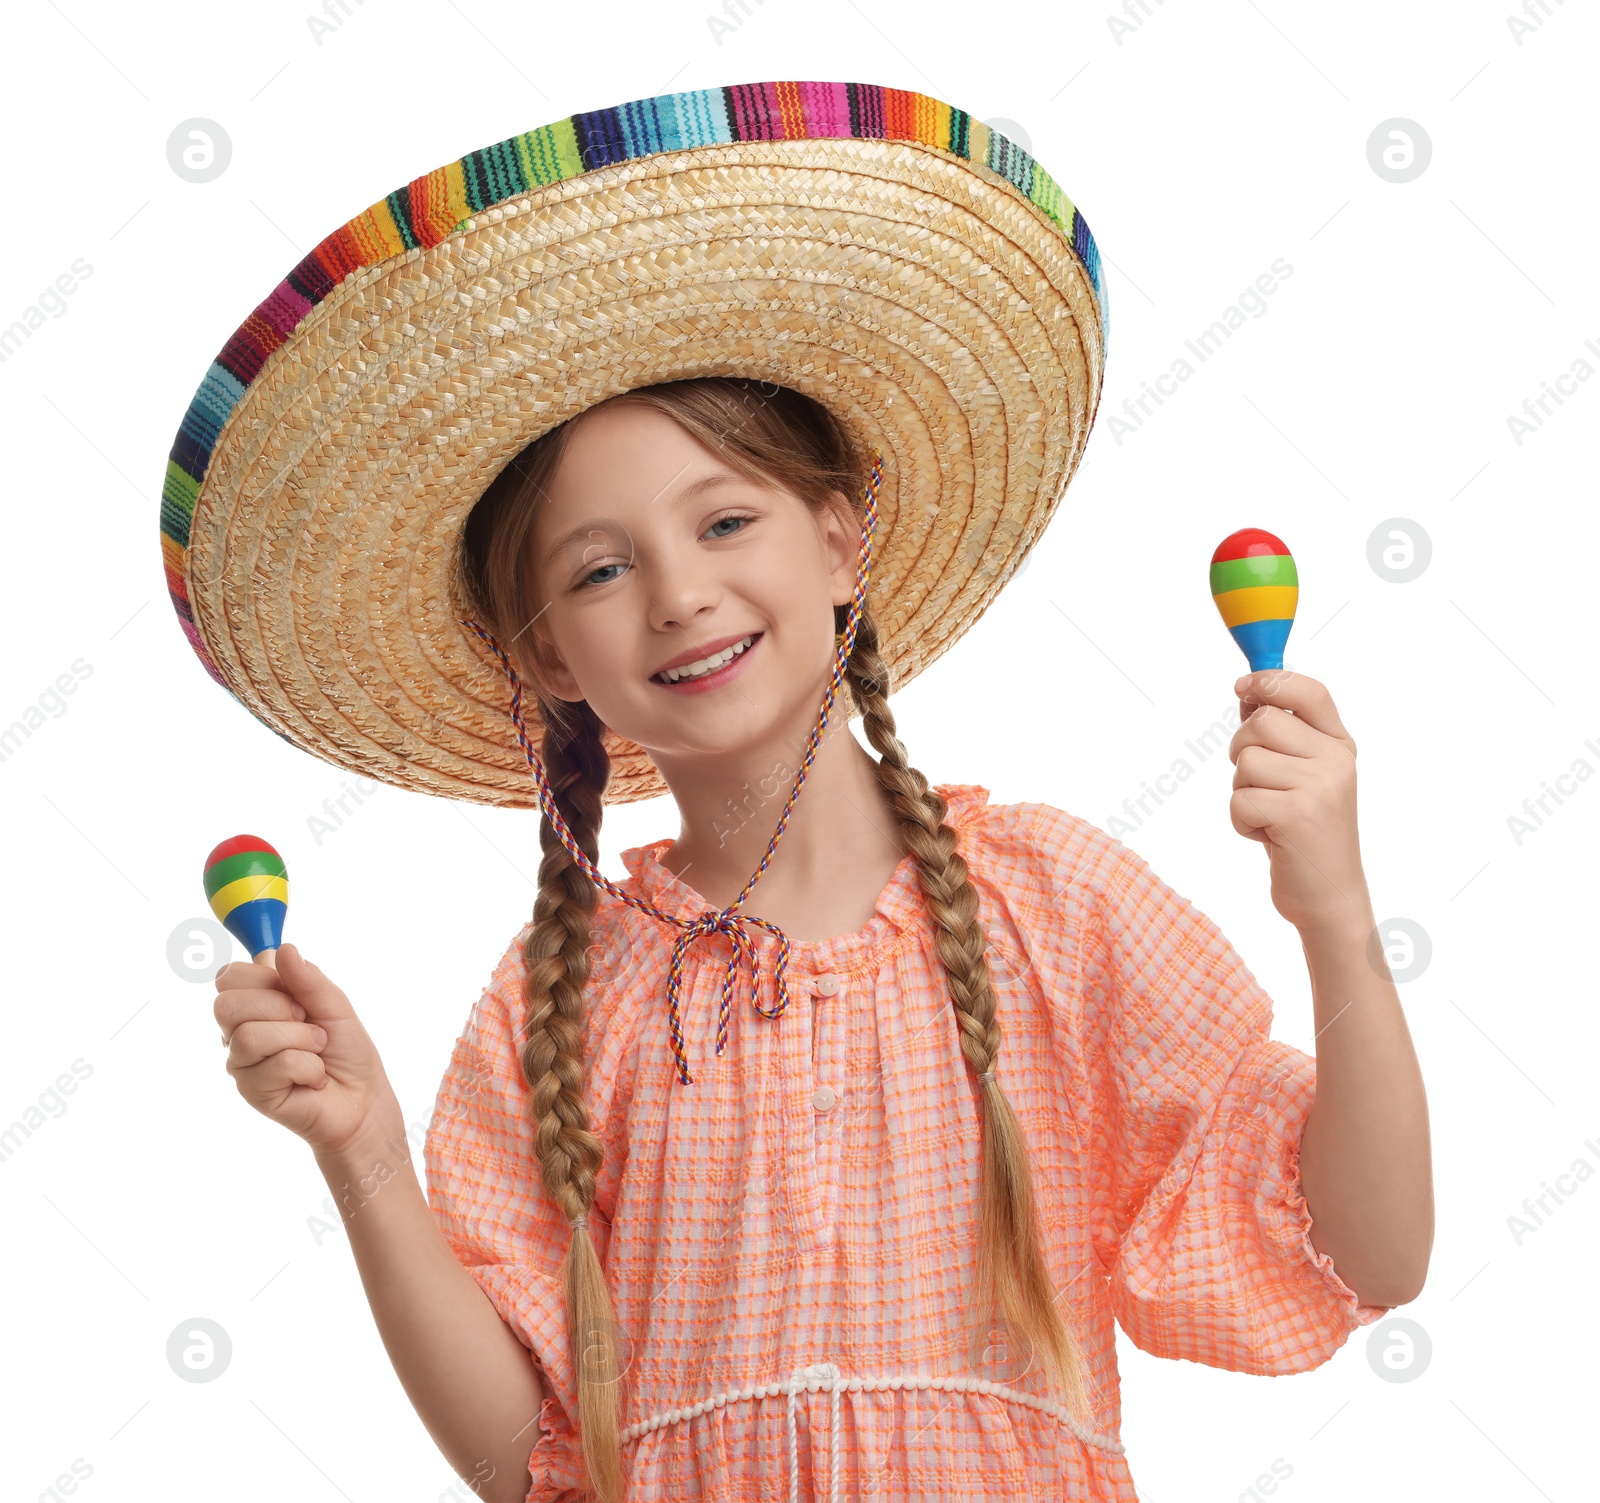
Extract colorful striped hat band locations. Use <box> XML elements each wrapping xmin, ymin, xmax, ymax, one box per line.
<box><xmin>461</xmin><ymin>450</ymin><xmax>884</xmax><ymax>1089</ymax></box>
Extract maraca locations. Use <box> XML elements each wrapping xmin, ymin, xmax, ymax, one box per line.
<box><xmin>203</xmin><ymin>835</ymin><xmax>288</xmax><ymax>968</ymax></box>
<box><xmin>1210</xmin><ymin>528</ymin><xmax>1298</xmax><ymax>672</ymax></box>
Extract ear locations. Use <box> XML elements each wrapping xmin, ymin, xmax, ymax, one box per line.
<box><xmin>819</xmin><ymin>489</ymin><xmax>863</xmax><ymax>610</ymax></box>
<box><xmin>519</xmin><ymin>617</ymin><xmax>584</xmax><ymax>703</ymax></box>
<box><xmin>539</xmin><ymin>661</ymin><xmax>585</xmax><ymax>704</ymax></box>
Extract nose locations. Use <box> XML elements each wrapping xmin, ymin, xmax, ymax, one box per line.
<box><xmin>646</xmin><ymin>543</ymin><xmax>723</xmax><ymax>634</ymax></box>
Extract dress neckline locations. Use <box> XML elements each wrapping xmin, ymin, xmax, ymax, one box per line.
<box><xmin>614</xmin><ymin>782</ymin><xmax>994</xmax><ymax>973</ymax></box>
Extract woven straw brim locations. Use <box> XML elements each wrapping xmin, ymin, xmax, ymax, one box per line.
<box><xmin>176</xmin><ymin>132</ymin><xmax>1104</xmax><ymax>807</ymax></box>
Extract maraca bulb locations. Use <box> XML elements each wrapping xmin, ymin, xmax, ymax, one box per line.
<box><xmin>1210</xmin><ymin>528</ymin><xmax>1298</xmax><ymax>672</ymax></box>
<box><xmin>203</xmin><ymin>835</ymin><xmax>288</xmax><ymax>960</ymax></box>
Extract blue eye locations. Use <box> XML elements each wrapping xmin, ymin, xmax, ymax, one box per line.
<box><xmin>576</xmin><ymin>513</ymin><xmax>754</xmax><ymax>589</ymax></box>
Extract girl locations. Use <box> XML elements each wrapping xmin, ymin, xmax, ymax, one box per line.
<box><xmin>184</xmin><ymin>82</ymin><xmax>1432</xmax><ymax>1503</ymax></box>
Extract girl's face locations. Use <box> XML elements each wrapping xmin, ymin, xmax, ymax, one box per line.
<box><xmin>522</xmin><ymin>400</ymin><xmax>863</xmax><ymax>768</ymax></box>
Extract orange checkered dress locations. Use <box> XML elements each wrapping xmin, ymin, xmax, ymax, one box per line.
<box><xmin>424</xmin><ymin>784</ymin><xmax>1390</xmax><ymax>1502</ymax></box>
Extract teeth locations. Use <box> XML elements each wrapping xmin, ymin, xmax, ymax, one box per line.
<box><xmin>660</xmin><ymin>635</ymin><xmax>755</xmax><ymax>682</ymax></box>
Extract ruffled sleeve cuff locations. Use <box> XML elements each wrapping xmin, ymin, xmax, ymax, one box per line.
<box><xmin>522</xmin><ymin>1384</ymin><xmax>584</xmax><ymax>1503</ymax></box>
<box><xmin>463</xmin><ymin>1264</ymin><xmax>587</xmax><ymax>1503</ymax></box>
<box><xmin>1282</xmin><ymin>1138</ymin><xmax>1394</xmax><ymax>1331</ymax></box>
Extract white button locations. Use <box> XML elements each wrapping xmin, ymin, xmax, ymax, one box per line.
<box><xmin>811</xmin><ymin>1086</ymin><xmax>837</xmax><ymax>1112</ymax></box>
<box><xmin>814</xmin><ymin>973</ymin><xmax>842</xmax><ymax>996</ymax></box>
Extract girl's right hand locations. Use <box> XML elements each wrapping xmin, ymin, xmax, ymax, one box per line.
<box><xmin>214</xmin><ymin>942</ymin><xmax>401</xmax><ymax>1160</ymax></box>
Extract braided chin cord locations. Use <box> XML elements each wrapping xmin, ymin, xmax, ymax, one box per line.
<box><xmin>462</xmin><ymin>450</ymin><xmax>885</xmax><ymax>1091</ymax></box>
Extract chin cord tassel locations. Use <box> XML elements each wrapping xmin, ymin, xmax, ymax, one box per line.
<box><xmin>461</xmin><ymin>449</ymin><xmax>885</xmax><ymax>1089</ymax></box>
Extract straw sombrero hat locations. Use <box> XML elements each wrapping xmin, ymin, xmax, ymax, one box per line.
<box><xmin>159</xmin><ymin>79</ymin><xmax>1108</xmax><ymax>808</ymax></box>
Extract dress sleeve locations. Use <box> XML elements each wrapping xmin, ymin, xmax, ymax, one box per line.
<box><xmin>1073</xmin><ymin>831</ymin><xmax>1393</xmax><ymax>1375</ymax></box>
<box><xmin>422</xmin><ymin>925</ymin><xmax>587</xmax><ymax>1503</ymax></box>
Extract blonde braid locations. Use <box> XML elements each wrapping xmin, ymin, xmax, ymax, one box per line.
<box><xmin>842</xmin><ymin>606</ymin><xmax>1093</xmax><ymax>1422</ymax></box>
<box><xmin>516</xmin><ymin>697</ymin><xmax>627</xmax><ymax>1503</ymax></box>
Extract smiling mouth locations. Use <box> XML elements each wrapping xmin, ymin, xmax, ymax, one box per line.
<box><xmin>651</xmin><ymin>632</ymin><xmax>762</xmax><ymax>685</ymax></box>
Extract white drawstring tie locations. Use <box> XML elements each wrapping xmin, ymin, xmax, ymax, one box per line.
<box><xmin>785</xmin><ymin>1361</ymin><xmax>843</xmax><ymax>1503</ymax></box>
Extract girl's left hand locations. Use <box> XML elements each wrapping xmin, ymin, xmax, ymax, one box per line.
<box><xmin>1228</xmin><ymin>669</ymin><xmax>1371</xmax><ymax>935</ymax></box>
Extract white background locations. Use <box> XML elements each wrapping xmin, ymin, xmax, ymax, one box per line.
<box><xmin>1</xmin><ymin>2</ymin><xmax>1594</xmax><ymax>1500</ymax></box>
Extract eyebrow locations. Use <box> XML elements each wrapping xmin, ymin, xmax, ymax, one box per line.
<box><xmin>539</xmin><ymin>471</ymin><xmax>744</xmax><ymax>571</ymax></box>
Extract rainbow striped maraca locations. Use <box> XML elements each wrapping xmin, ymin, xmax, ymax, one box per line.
<box><xmin>203</xmin><ymin>836</ymin><xmax>288</xmax><ymax>966</ymax></box>
<box><xmin>1210</xmin><ymin>528</ymin><xmax>1298</xmax><ymax>671</ymax></box>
